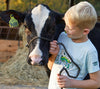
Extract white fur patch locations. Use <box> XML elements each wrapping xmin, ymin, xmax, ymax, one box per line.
<box><xmin>31</xmin><ymin>4</ymin><xmax>50</xmax><ymax>36</ymax></box>
<box><xmin>30</xmin><ymin>4</ymin><xmax>50</xmax><ymax>58</ymax></box>
<box><xmin>29</xmin><ymin>42</ymin><xmax>42</xmax><ymax>56</ymax></box>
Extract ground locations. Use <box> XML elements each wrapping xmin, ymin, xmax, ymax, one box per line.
<box><xmin>0</xmin><ymin>84</ymin><xmax>47</xmax><ymax>89</ymax></box>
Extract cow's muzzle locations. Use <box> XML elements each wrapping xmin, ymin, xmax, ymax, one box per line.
<box><xmin>27</xmin><ymin>56</ymin><xmax>44</xmax><ymax>66</ymax></box>
<box><xmin>29</xmin><ymin>54</ymin><xmax>42</xmax><ymax>65</ymax></box>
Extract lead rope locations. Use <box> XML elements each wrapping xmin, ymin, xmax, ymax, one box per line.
<box><xmin>57</xmin><ymin>42</ymin><xmax>80</xmax><ymax>89</ymax></box>
<box><xmin>26</xmin><ymin>36</ymin><xmax>80</xmax><ymax>89</ymax></box>
<box><xmin>57</xmin><ymin>42</ymin><xmax>80</xmax><ymax>78</ymax></box>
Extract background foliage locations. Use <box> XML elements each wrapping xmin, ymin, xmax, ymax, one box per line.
<box><xmin>0</xmin><ymin>0</ymin><xmax>100</xmax><ymax>15</ymax></box>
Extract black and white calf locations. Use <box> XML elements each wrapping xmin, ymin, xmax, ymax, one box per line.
<box><xmin>25</xmin><ymin>4</ymin><xmax>65</xmax><ymax>65</ymax></box>
<box><xmin>0</xmin><ymin>4</ymin><xmax>65</xmax><ymax>65</ymax></box>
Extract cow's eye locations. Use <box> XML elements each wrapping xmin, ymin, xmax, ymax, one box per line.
<box><xmin>24</xmin><ymin>25</ymin><xmax>28</xmax><ymax>28</ymax></box>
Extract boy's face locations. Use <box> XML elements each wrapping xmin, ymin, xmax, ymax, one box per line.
<box><xmin>64</xmin><ymin>20</ymin><xmax>84</xmax><ymax>40</ymax></box>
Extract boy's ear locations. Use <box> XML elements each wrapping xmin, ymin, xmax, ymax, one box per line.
<box><xmin>83</xmin><ymin>29</ymin><xmax>90</xmax><ymax>35</ymax></box>
<box><xmin>0</xmin><ymin>10</ymin><xmax>26</xmax><ymax>25</ymax></box>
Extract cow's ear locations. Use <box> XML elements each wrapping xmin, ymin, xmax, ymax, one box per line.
<box><xmin>55</xmin><ymin>13</ymin><xmax>65</xmax><ymax>25</ymax></box>
<box><xmin>0</xmin><ymin>10</ymin><xmax>26</xmax><ymax>26</ymax></box>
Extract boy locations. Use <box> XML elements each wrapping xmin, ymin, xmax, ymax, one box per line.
<box><xmin>48</xmin><ymin>1</ymin><xmax>100</xmax><ymax>89</ymax></box>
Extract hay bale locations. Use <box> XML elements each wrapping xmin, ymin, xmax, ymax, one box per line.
<box><xmin>0</xmin><ymin>25</ymin><xmax>49</xmax><ymax>87</ymax></box>
<box><xmin>0</xmin><ymin>48</ymin><xmax>49</xmax><ymax>87</ymax></box>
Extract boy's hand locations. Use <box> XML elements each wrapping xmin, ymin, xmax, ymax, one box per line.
<box><xmin>49</xmin><ymin>40</ymin><xmax>59</xmax><ymax>56</ymax></box>
<box><xmin>57</xmin><ymin>74</ymin><xmax>71</xmax><ymax>88</ymax></box>
<box><xmin>48</xmin><ymin>40</ymin><xmax>59</xmax><ymax>70</ymax></box>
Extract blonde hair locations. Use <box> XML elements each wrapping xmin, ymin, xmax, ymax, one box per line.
<box><xmin>64</xmin><ymin>1</ymin><xmax>97</xmax><ymax>30</ymax></box>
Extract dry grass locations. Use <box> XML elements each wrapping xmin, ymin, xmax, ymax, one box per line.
<box><xmin>0</xmin><ymin>48</ymin><xmax>49</xmax><ymax>87</ymax></box>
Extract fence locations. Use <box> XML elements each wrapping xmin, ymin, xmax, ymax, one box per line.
<box><xmin>0</xmin><ymin>23</ymin><xmax>22</xmax><ymax>63</ymax></box>
<box><xmin>0</xmin><ymin>26</ymin><xmax>20</xmax><ymax>40</ymax></box>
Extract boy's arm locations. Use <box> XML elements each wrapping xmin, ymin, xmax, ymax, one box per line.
<box><xmin>48</xmin><ymin>40</ymin><xmax>59</xmax><ymax>70</ymax></box>
<box><xmin>57</xmin><ymin>71</ymin><xmax>100</xmax><ymax>88</ymax></box>
<box><xmin>48</xmin><ymin>55</ymin><xmax>56</xmax><ymax>70</ymax></box>
<box><xmin>70</xmin><ymin>71</ymin><xmax>100</xmax><ymax>88</ymax></box>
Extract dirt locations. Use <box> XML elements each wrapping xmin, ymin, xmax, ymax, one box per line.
<box><xmin>0</xmin><ymin>84</ymin><xmax>47</xmax><ymax>89</ymax></box>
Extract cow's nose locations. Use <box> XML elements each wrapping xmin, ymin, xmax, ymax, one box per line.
<box><xmin>29</xmin><ymin>55</ymin><xmax>42</xmax><ymax>65</ymax></box>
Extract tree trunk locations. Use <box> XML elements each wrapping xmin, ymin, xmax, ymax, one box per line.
<box><xmin>6</xmin><ymin>0</ymin><xmax>10</xmax><ymax>10</ymax></box>
<box><xmin>69</xmin><ymin>0</ymin><xmax>75</xmax><ymax>8</ymax></box>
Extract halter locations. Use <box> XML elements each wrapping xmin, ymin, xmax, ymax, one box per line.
<box><xmin>26</xmin><ymin>36</ymin><xmax>52</xmax><ymax>48</ymax></box>
<box><xmin>26</xmin><ymin>36</ymin><xmax>80</xmax><ymax>79</ymax></box>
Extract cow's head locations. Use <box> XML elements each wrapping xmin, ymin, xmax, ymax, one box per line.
<box><xmin>0</xmin><ymin>4</ymin><xmax>65</xmax><ymax>65</ymax></box>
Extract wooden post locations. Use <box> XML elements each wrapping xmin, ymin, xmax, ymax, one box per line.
<box><xmin>6</xmin><ymin>0</ymin><xmax>10</xmax><ymax>10</ymax></box>
<box><xmin>69</xmin><ymin>0</ymin><xmax>75</xmax><ymax>8</ymax></box>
